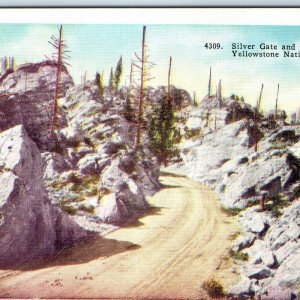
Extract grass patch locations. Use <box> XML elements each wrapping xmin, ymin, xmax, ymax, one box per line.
<box><xmin>202</xmin><ymin>278</ymin><xmax>224</xmax><ymax>298</ymax></box>
<box><xmin>229</xmin><ymin>249</ymin><xmax>249</xmax><ymax>261</ymax></box>
<box><xmin>228</xmin><ymin>231</ymin><xmax>241</xmax><ymax>241</ymax></box>
<box><xmin>221</xmin><ymin>206</ymin><xmax>243</xmax><ymax>216</ymax></box>
<box><xmin>78</xmin><ymin>204</ymin><xmax>95</xmax><ymax>214</ymax></box>
<box><xmin>265</xmin><ymin>194</ymin><xmax>289</xmax><ymax>218</ymax></box>
<box><xmin>86</xmin><ymin>187</ymin><xmax>98</xmax><ymax>197</ymax></box>
<box><xmin>59</xmin><ymin>202</ymin><xmax>78</xmax><ymax>215</ymax></box>
<box><xmin>184</xmin><ymin>126</ymin><xmax>202</xmax><ymax>139</ymax></box>
<box><xmin>66</xmin><ymin>139</ymin><xmax>81</xmax><ymax>148</ymax></box>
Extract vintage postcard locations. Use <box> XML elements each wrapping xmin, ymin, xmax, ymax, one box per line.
<box><xmin>0</xmin><ymin>8</ymin><xmax>299</xmax><ymax>300</ymax></box>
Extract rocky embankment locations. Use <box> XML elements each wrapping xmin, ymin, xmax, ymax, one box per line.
<box><xmin>167</xmin><ymin>94</ymin><xmax>300</xmax><ymax>298</ymax></box>
<box><xmin>0</xmin><ymin>61</ymin><xmax>162</xmax><ymax>265</ymax></box>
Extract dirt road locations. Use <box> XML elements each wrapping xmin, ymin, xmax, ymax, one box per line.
<box><xmin>0</xmin><ymin>173</ymin><xmax>239</xmax><ymax>299</ymax></box>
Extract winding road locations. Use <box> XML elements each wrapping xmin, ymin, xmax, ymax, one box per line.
<box><xmin>0</xmin><ymin>173</ymin><xmax>239</xmax><ymax>299</ymax></box>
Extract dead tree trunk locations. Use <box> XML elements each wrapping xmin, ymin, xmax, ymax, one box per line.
<box><xmin>254</xmin><ymin>83</ymin><xmax>264</xmax><ymax>152</ymax></box>
<box><xmin>135</xmin><ymin>26</ymin><xmax>146</xmax><ymax>147</ymax></box>
<box><xmin>50</xmin><ymin>25</ymin><xmax>63</xmax><ymax>139</ymax></box>
<box><xmin>275</xmin><ymin>83</ymin><xmax>279</xmax><ymax>123</ymax></box>
<box><xmin>168</xmin><ymin>56</ymin><xmax>172</xmax><ymax>97</ymax></box>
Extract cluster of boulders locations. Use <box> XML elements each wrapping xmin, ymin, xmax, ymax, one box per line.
<box><xmin>0</xmin><ymin>61</ymin><xmax>162</xmax><ymax>265</ymax></box>
<box><xmin>229</xmin><ymin>200</ymin><xmax>300</xmax><ymax>299</ymax></box>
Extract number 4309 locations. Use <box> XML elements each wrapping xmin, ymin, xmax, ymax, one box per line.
<box><xmin>204</xmin><ymin>43</ymin><xmax>222</xmax><ymax>49</ymax></box>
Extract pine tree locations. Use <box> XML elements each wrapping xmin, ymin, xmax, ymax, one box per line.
<box><xmin>148</xmin><ymin>56</ymin><xmax>175</xmax><ymax>164</ymax></box>
<box><xmin>148</xmin><ymin>93</ymin><xmax>174</xmax><ymax>164</ymax></box>
<box><xmin>208</xmin><ymin>66</ymin><xmax>212</xmax><ymax>97</ymax></box>
<box><xmin>109</xmin><ymin>67</ymin><xmax>115</xmax><ymax>92</ymax></box>
<box><xmin>95</xmin><ymin>71</ymin><xmax>104</xmax><ymax>98</ymax></box>
<box><xmin>114</xmin><ymin>55</ymin><xmax>123</xmax><ymax>93</ymax></box>
<box><xmin>124</xmin><ymin>61</ymin><xmax>134</xmax><ymax>121</ymax></box>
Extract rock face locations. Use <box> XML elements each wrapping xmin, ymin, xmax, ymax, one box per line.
<box><xmin>168</xmin><ymin>122</ymin><xmax>300</xmax><ymax>209</ymax></box>
<box><xmin>0</xmin><ymin>61</ymin><xmax>73</xmax><ymax>149</ymax></box>
<box><xmin>0</xmin><ymin>125</ymin><xmax>86</xmax><ymax>266</ymax></box>
<box><xmin>229</xmin><ymin>201</ymin><xmax>300</xmax><ymax>298</ymax></box>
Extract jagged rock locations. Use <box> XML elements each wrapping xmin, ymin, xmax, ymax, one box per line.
<box><xmin>261</xmin><ymin>287</ymin><xmax>299</xmax><ymax>300</ymax></box>
<box><xmin>95</xmin><ymin>193</ymin><xmax>129</xmax><ymax>224</ymax></box>
<box><xmin>240</xmin><ymin>208</ymin><xmax>269</xmax><ymax>234</ymax></box>
<box><xmin>233</xmin><ymin>232</ymin><xmax>257</xmax><ymax>252</ymax></box>
<box><xmin>262</xmin><ymin>248</ymin><xmax>300</xmax><ymax>297</ymax></box>
<box><xmin>42</xmin><ymin>152</ymin><xmax>72</xmax><ymax>180</ymax></box>
<box><xmin>0</xmin><ymin>61</ymin><xmax>74</xmax><ymax>149</ymax></box>
<box><xmin>265</xmin><ymin>201</ymin><xmax>300</xmax><ymax>251</ymax></box>
<box><xmin>243</xmin><ymin>265</ymin><xmax>272</xmax><ymax>280</ymax></box>
<box><xmin>228</xmin><ymin>275</ymin><xmax>254</xmax><ymax>297</ymax></box>
<box><xmin>261</xmin><ymin>251</ymin><xmax>276</xmax><ymax>268</ymax></box>
<box><xmin>0</xmin><ymin>125</ymin><xmax>86</xmax><ymax>266</ymax></box>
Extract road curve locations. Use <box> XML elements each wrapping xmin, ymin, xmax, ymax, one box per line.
<box><xmin>0</xmin><ymin>173</ymin><xmax>239</xmax><ymax>299</ymax></box>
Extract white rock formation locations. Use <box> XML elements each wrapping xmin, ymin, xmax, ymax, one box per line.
<box><xmin>0</xmin><ymin>125</ymin><xmax>86</xmax><ymax>266</ymax></box>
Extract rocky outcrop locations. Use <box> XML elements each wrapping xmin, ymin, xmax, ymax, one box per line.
<box><xmin>167</xmin><ymin>119</ymin><xmax>252</xmax><ymax>188</ymax></box>
<box><xmin>0</xmin><ymin>61</ymin><xmax>73</xmax><ymax>149</ymax></box>
<box><xmin>0</xmin><ymin>125</ymin><xmax>86</xmax><ymax>266</ymax></box>
<box><xmin>168</xmin><ymin>123</ymin><xmax>300</xmax><ymax>209</ymax></box>
<box><xmin>42</xmin><ymin>81</ymin><xmax>160</xmax><ymax>226</ymax></box>
<box><xmin>177</xmin><ymin>95</ymin><xmax>254</xmax><ymax>140</ymax></box>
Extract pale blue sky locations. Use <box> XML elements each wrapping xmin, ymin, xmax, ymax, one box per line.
<box><xmin>0</xmin><ymin>23</ymin><xmax>300</xmax><ymax>114</ymax></box>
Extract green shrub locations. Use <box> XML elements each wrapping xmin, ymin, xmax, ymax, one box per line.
<box><xmin>66</xmin><ymin>139</ymin><xmax>81</xmax><ymax>148</ymax></box>
<box><xmin>59</xmin><ymin>203</ymin><xmax>78</xmax><ymax>215</ymax></box>
<box><xmin>221</xmin><ymin>206</ymin><xmax>242</xmax><ymax>216</ymax></box>
<box><xmin>202</xmin><ymin>278</ymin><xmax>224</xmax><ymax>298</ymax></box>
<box><xmin>68</xmin><ymin>173</ymin><xmax>82</xmax><ymax>186</ymax></box>
<box><xmin>229</xmin><ymin>249</ymin><xmax>249</xmax><ymax>261</ymax></box>
<box><xmin>184</xmin><ymin>126</ymin><xmax>202</xmax><ymax>139</ymax></box>
<box><xmin>78</xmin><ymin>204</ymin><xmax>95</xmax><ymax>214</ymax></box>
<box><xmin>228</xmin><ymin>231</ymin><xmax>241</xmax><ymax>241</ymax></box>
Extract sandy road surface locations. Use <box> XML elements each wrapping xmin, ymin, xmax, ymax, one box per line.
<box><xmin>0</xmin><ymin>173</ymin><xmax>239</xmax><ymax>299</ymax></box>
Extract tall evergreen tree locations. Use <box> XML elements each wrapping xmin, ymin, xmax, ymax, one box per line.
<box><xmin>95</xmin><ymin>71</ymin><xmax>104</xmax><ymax>98</ymax></box>
<box><xmin>148</xmin><ymin>93</ymin><xmax>175</xmax><ymax>164</ymax></box>
<box><xmin>114</xmin><ymin>55</ymin><xmax>123</xmax><ymax>93</ymax></box>
<box><xmin>108</xmin><ymin>67</ymin><xmax>115</xmax><ymax>91</ymax></box>
<box><xmin>124</xmin><ymin>61</ymin><xmax>134</xmax><ymax>121</ymax></box>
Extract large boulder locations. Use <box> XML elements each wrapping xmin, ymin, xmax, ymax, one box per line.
<box><xmin>0</xmin><ymin>61</ymin><xmax>74</xmax><ymax>149</ymax></box>
<box><xmin>167</xmin><ymin>119</ymin><xmax>251</xmax><ymax>187</ymax></box>
<box><xmin>0</xmin><ymin>125</ymin><xmax>86</xmax><ymax>266</ymax></box>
